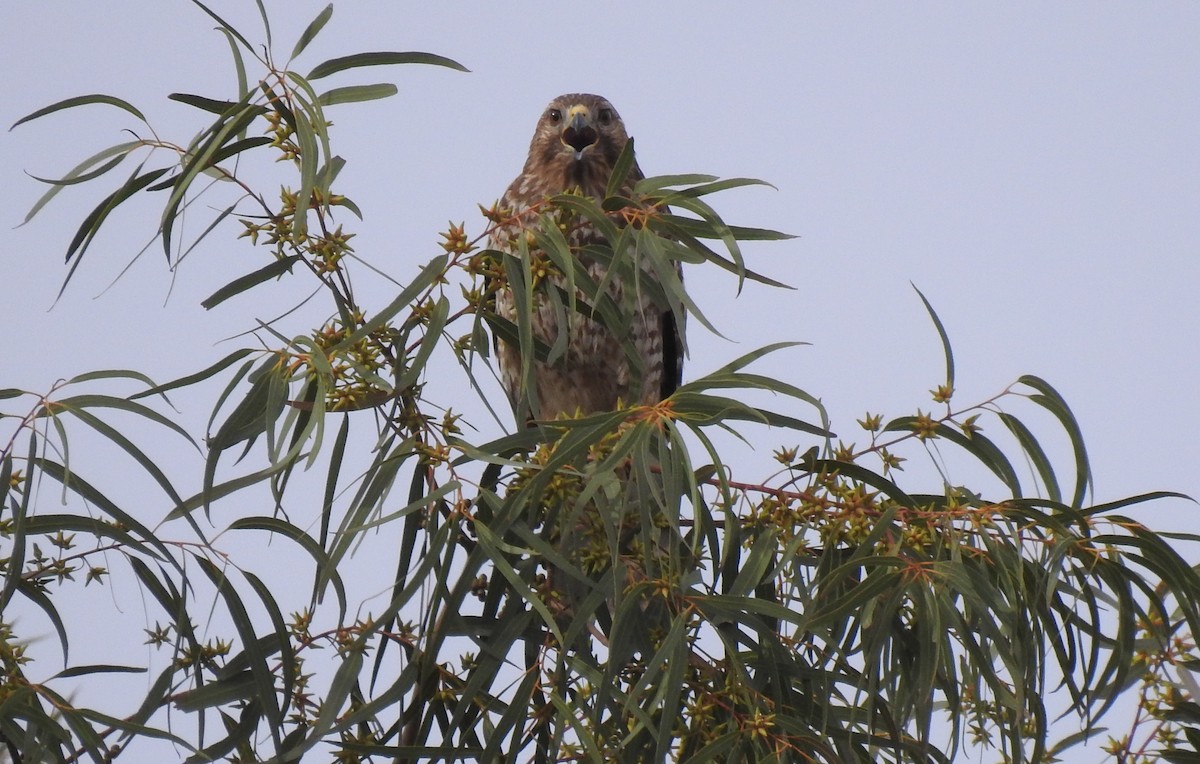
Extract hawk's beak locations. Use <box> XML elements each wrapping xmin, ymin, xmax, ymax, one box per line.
<box><xmin>561</xmin><ymin>106</ymin><xmax>598</xmax><ymax>159</ymax></box>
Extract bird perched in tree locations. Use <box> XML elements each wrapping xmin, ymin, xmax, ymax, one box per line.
<box><xmin>488</xmin><ymin>93</ymin><xmax>684</xmax><ymax>423</ymax></box>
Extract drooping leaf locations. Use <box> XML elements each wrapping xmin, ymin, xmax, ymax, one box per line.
<box><xmin>10</xmin><ymin>93</ymin><xmax>146</xmax><ymax>130</ymax></box>
<box><xmin>307</xmin><ymin>51</ymin><xmax>469</xmax><ymax>79</ymax></box>
<box><xmin>913</xmin><ymin>284</ymin><xmax>954</xmax><ymax>393</ymax></box>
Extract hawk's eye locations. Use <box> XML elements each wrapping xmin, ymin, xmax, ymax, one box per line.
<box><xmin>597</xmin><ymin>108</ymin><xmax>614</xmax><ymax>125</ymax></box>
<box><xmin>547</xmin><ymin>108</ymin><xmax>562</xmax><ymax>125</ymax></box>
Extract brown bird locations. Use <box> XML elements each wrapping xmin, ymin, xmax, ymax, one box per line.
<box><xmin>488</xmin><ymin>93</ymin><xmax>683</xmax><ymax>422</ymax></box>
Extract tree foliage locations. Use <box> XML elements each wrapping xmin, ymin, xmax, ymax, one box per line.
<box><xmin>3</xmin><ymin>4</ymin><xmax>1199</xmax><ymax>763</ymax></box>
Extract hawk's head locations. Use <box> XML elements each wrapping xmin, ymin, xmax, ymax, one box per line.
<box><xmin>521</xmin><ymin>93</ymin><xmax>635</xmax><ymax>198</ymax></box>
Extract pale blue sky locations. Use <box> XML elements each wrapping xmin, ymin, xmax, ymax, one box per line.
<box><xmin>4</xmin><ymin>2</ymin><xmax>1199</xmax><ymax>760</ymax></box>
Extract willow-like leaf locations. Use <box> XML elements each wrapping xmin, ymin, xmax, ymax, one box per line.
<box><xmin>216</xmin><ymin>26</ymin><xmax>249</xmax><ymax>108</ymax></box>
<box><xmin>1019</xmin><ymin>374</ymin><xmax>1092</xmax><ymax>508</ymax></box>
<box><xmin>35</xmin><ymin>686</ymin><xmax>107</xmax><ymax>762</ymax></box>
<box><xmin>188</xmin><ymin>0</ymin><xmax>258</xmax><ymax>57</ymax></box>
<box><xmin>62</xmin><ymin>165</ymin><xmax>169</xmax><ymax>284</ymax></box>
<box><xmin>605</xmin><ymin>136</ymin><xmax>636</xmax><ymax>199</ymax></box>
<box><xmin>160</xmin><ymin>93</ymin><xmax>263</xmax><ymax>258</ymax></box>
<box><xmin>501</xmin><ymin>244</ymin><xmax>538</xmax><ymax>419</ymax></box>
<box><xmin>201</xmin><ymin>255</ymin><xmax>303</xmax><ymax>310</ymax></box>
<box><xmin>31</xmin><ymin>460</ymin><xmax>172</xmax><ymax>561</ymax></box>
<box><xmin>657</xmin><ymin>176</ymin><xmax>776</xmax><ymax>201</ymax></box>
<box><xmin>10</xmin><ymin>93</ymin><xmax>146</xmax><ymax>130</ymax></box>
<box><xmin>321</xmin><ymin>440</ymin><xmax>414</xmax><ymax>579</ymax></box>
<box><xmin>656</xmin><ymin>215</ymin><xmax>792</xmax><ymax>289</ymax></box>
<box><xmin>49</xmin><ymin>406</ymin><xmax>184</xmax><ymax>506</ymax></box>
<box><xmin>27</xmin><ymin>153</ymin><xmax>128</xmax><ymax>190</ymax></box>
<box><xmin>727</xmin><ymin>529</ymin><xmax>779</xmax><ymax>598</ymax></box>
<box><xmin>170</xmin><ymin>456</ymin><xmax>294</xmax><ymax>522</ymax></box>
<box><xmin>633</xmin><ymin>173</ymin><xmax>718</xmax><ymax>194</ymax></box>
<box><xmin>167</xmin><ymin>92</ymin><xmax>244</xmax><ymax>114</ymax></box>
<box><xmin>329</xmin><ymin>254</ymin><xmax>448</xmax><ymax>351</ymax></box>
<box><xmin>884</xmin><ymin>417</ymin><xmax>1022</xmax><ymax>496</ymax></box>
<box><xmin>548</xmin><ymin>192</ymin><xmax>621</xmax><ymax>244</ymax></box>
<box><xmin>233</xmin><ymin>515</ymin><xmax>347</xmax><ymax>616</ymax></box>
<box><xmin>172</xmin><ymin>672</ymin><xmax>256</xmax><ymax>712</ymax></box>
<box><xmin>913</xmin><ymin>284</ymin><xmax>954</xmax><ymax>393</ymax></box>
<box><xmin>397</xmin><ymin>295</ymin><xmax>450</xmax><ymax>389</ymax></box>
<box><xmin>126</xmin><ymin>559</ymin><xmax>186</xmax><ymax>636</ymax></box>
<box><xmin>50</xmin><ymin>393</ymin><xmax>195</xmax><ymax>446</ymax></box>
<box><xmin>14</xmin><ymin>581</ymin><xmax>69</xmax><ymax>665</ymax></box>
<box><xmin>998</xmin><ymin>411</ymin><xmax>1062</xmax><ymax>503</ymax></box>
<box><xmin>204</xmin><ymin>135</ymin><xmax>273</xmax><ymax>167</ymax></box>
<box><xmin>473</xmin><ymin>520</ymin><xmax>563</xmax><ymax>643</ymax></box>
<box><xmin>290</xmin><ymin>3</ymin><xmax>332</xmax><ymax>60</ymax></box>
<box><xmin>206</xmin><ymin>356</ymin><xmax>288</xmax><ymax>453</ymax></box>
<box><xmin>317</xmin><ymin>83</ymin><xmax>398</xmax><ymax>106</ymax></box>
<box><xmin>655</xmin><ymin>212</ymin><xmax>795</xmax><ymax>242</ymax></box>
<box><xmin>241</xmin><ymin>569</ymin><xmax>296</xmax><ymax>728</ymax></box>
<box><xmin>307</xmin><ymin>50</ymin><xmax>469</xmax><ymax>79</ymax></box>
<box><xmin>196</xmin><ymin>557</ymin><xmax>283</xmax><ymax>744</ymax></box>
<box><xmin>53</xmin><ymin>664</ymin><xmax>145</xmax><ymax>679</ymax></box>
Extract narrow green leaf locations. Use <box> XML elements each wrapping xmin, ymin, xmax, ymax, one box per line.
<box><xmin>329</xmin><ymin>254</ymin><xmax>448</xmax><ymax>352</ymax></box>
<box><xmin>606</xmin><ymin>136</ymin><xmax>636</xmax><ymax>199</ymax></box>
<box><xmin>32</xmin><ymin>460</ymin><xmax>172</xmax><ymax>562</ymax></box>
<box><xmin>173</xmin><ymin>202</ymin><xmax>241</xmax><ymax>267</ymax></box>
<box><xmin>397</xmin><ymin>295</ymin><xmax>450</xmax><ymax>389</ymax></box>
<box><xmin>254</xmin><ymin>0</ymin><xmax>272</xmax><ymax>47</ymax></box>
<box><xmin>74</xmin><ymin>703</ymin><xmax>193</xmax><ymax>750</ymax></box>
<box><xmin>196</xmin><ymin>558</ymin><xmax>283</xmax><ymax>736</ymax></box>
<box><xmin>1020</xmin><ymin>374</ymin><xmax>1093</xmax><ymax>507</ymax></box>
<box><xmin>218</xmin><ymin>26</ymin><xmax>249</xmax><ymax>105</ymax></box>
<box><xmin>657</xmin><ymin>215</ymin><xmax>793</xmax><ymax>289</ymax></box>
<box><xmin>294</xmin><ymin>95</ymin><xmax>321</xmax><ymax>195</ymax></box>
<box><xmin>913</xmin><ymin>284</ymin><xmax>954</xmax><ymax>392</ymax></box>
<box><xmin>50</xmin><ymin>406</ymin><xmax>185</xmax><ymax>505</ymax></box>
<box><xmin>802</xmin><ymin>458</ymin><xmax>919</xmax><ymax>507</ymax></box>
<box><xmin>38</xmin><ymin>687</ymin><xmax>108</xmax><ymax>762</ymax></box>
<box><xmin>290</xmin><ymin>3</ymin><xmax>333</xmax><ymax>60</ymax></box>
<box><xmin>1081</xmin><ymin>491</ymin><xmax>1192</xmax><ymax>517</ymax></box>
<box><xmin>160</xmin><ymin>97</ymin><xmax>262</xmax><ymax>258</ymax></box>
<box><xmin>634</xmin><ymin>173</ymin><xmax>719</xmax><ymax>193</ymax></box>
<box><xmin>50</xmin><ymin>394</ymin><xmax>195</xmax><ymax>447</ymax></box>
<box><xmin>317</xmin><ymin>83</ymin><xmax>399</xmax><ymax>106</ymax></box>
<box><xmin>130</xmin><ymin>347</ymin><xmax>255</xmax><ymax>400</ymax></box>
<box><xmin>241</xmin><ymin>569</ymin><xmax>295</xmax><ymax>728</ymax></box>
<box><xmin>188</xmin><ymin>0</ymin><xmax>256</xmax><ymax>54</ymax></box>
<box><xmin>727</xmin><ymin>529</ymin><xmax>777</xmax><ymax>597</ymax></box>
<box><xmin>207</xmin><ymin>357</ymin><xmax>288</xmax><ymax>451</ymax></box>
<box><xmin>11</xmin><ymin>94</ymin><xmax>146</xmax><ymax>130</ymax></box>
<box><xmin>28</xmin><ymin>153</ymin><xmax>128</xmax><ymax>188</ymax></box>
<box><xmin>230</xmin><ymin>516</ymin><xmax>347</xmax><ymax>618</ymax></box>
<box><xmin>172</xmin><ymin>671</ymin><xmax>256</xmax><ymax>711</ymax></box>
<box><xmin>168</xmin><ymin>92</ymin><xmax>243</xmax><ymax>114</ymax></box>
<box><xmin>884</xmin><ymin>417</ymin><xmax>1022</xmax><ymax>496</ymax></box>
<box><xmin>205</xmin><ymin>135</ymin><xmax>273</xmax><ymax>167</ymax></box>
<box><xmin>307</xmin><ymin>51</ymin><xmax>469</xmax><ymax>79</ymax></box>
<box><xmin>201</xmin><ymin>255</ymin><xmax>303</xmax><ymax>309</ymax></box>
<box><xmin>658</xmin><ymin>176</ymin><xmax>776</xmax><ymax>201</ymax></box>
<box><xmin>53</xmin><ymin>664</ymin><xmax>146</xmax><ymax>679</ymax></box>
<box><xmin>16</xmin><ymin>580</ymin><xmax>70</xmax><ymax>663</ymax></box>
<box><xmin>998</xmin><ymin>412</ymin><xmax>1062</xmax><ymax>503</ymax></box>
<box><xmin>63</xmin><ymin>165</ymin><xmax>169</xmax><ymax>267</ymax></box>
<box><xmin>657</xmin><ymin>213</ymin><xmax>794</xmax><ymax>241</ymax></box>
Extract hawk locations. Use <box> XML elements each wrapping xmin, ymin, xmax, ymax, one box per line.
<box><xmin>489</xmin><ymin>93</ymin><xmax>684</xmax><ymax>422</ymax></box>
